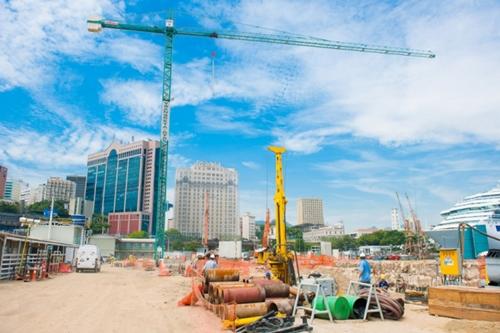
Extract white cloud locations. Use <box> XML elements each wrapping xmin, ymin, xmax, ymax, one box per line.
<box><xmin>100</xmin><ymin>79</ymin><xmax>162</xmax><ymax>126</ymax></box>
<box><xmin>0</xmin><ymin>0</ymin><xmax>126</xmax><ymax>91</ymax></box>
<box><xmin>242</xmin><ymin>161</ymin><xmax>260</xmax><ymax>170</ymax></box>
<box><xmin>196</xmin><ymin>105</ymin><xmax>262</xmax><ymax>136</ymax></box>
<box><xmin>186</xmin><ymin>0</ymin><xmax>500</xmax><ymax>151</ymax></box>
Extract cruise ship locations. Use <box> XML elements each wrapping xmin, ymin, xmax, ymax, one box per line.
<box><xmin>433</xmin><ymin>185</ymin><xmax>500</xmax><ymax>231</ymax></box>
<box><xmin>428</xmin><ymin>185</ymin><xmax>500</xmax><ymax>255</ymax></box>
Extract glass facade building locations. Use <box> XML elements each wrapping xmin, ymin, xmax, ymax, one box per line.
<box><xmin>85</xmin><ymin>140</ymin><xmax>160</xmax><ymax>235</ymax></box>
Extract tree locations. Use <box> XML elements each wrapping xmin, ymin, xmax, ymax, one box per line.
<box><xmin>89</xmin><ymin>214</ymin><xmax>109</xmax><ymax>235</ymax></box>
<box><xmin>128</xmin><ymin>230</ymin><xmax>149</xmax><ymax>238</ymax></box>
<box><xmin>27</xmin><ymin>200</ymin><xmax>69</xmax><ymax>217</ymax></box>
<box><xmin>327</xmin><ymin>235</ymin><xmax>358</xmax><ymax>251</ymax></box>
<box><xmin>357</xmin><ymin>230</ymin><xmax>406</xmax><ymax>246</ymax></box>
<box><xmin>0</xmin><ymin>201</ymin><xmax>20</xmax><ymax>213</ymax></box>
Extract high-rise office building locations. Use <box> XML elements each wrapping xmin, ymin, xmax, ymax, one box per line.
<box><xmin>297</xmin><ymin>198</ymin><xmax>324</xmax><ymax>225</ymax></box>
<box><xmin>0</xmin><ymin>165</ymin><xmax>7</xmax><ymax>199</ymax></box>
<box><xmin>241</xmin><ymin>212</ymin><xmax>256</xmax><ymax>240</ymax></box>
<box><xmin>44</xmin><ymin>177</ymin><xmax>76</xmax><ymax>202</ymax></box>
<box><xmin>66</xmin><ymin>175</ymin><xmax>86</xmax><ymax>198</ymax></box>
<box><xmin>85</xmin><ymin>140</ymin><xmax>160</xmax><ymax>235</ymax></box>
<box><xmin>174</xmin><ymin>162</ymin><xmax>239</xmax><ymax>239</ymax></box>
<box><xmin>29</xmin><ymin>184</ymin><xmax>46</xmax><ymax>204</ymax></box>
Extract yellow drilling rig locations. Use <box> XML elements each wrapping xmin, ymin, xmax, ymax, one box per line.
<box><xmin>261</xmin><ymin>146</ymin><xmax>297</xmax><ymax>285</ymax></box>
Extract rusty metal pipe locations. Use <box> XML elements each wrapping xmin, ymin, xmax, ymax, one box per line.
<box><xmin>205</xmin><ymin>269</ymin><xmax>240</xmax><ymax>283</ymax></box>
<box><xmin>224</xmin><ymin>302</ymin><xmax>268</xmax><ymax>321</ymax></box>
<box><xmin>209</xmin><ymin>282</ymin><xmax>245</xmax><ymax>300</ymax></box>
<box><xmin>265</xmin><ymin>298</ymin><xmax>294</xmax><ymax>315</ymax></box>
<box><xmin>262</xmin><ymin>283</ymin><xmax>290</xmax><ymax>298</ymax></box>
<box><xmin>222</xmin><ymin>286</ymin><xmax>266</xmax><ymax>304</ymax></box>
<box><xmin>216</xmin><ymin>284</ymin><xmax>252</xmax><ymax>302</ymax></box>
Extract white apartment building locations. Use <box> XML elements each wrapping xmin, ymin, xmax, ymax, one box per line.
<box><xmin>44</xmin><ymin>177</ymin><xmax>76</xmax><ymax>202</ymax></box>
<box><xmin>297</xmin><ymin>198</ymin><xmax>324</xmax><ymax>225</ymax></box>
<box><xmin>241</xmin><ymin>212</ymin><xmax>256</xmax><ymax>240</ymax></box>
<box><xmin>303</xmin><ymin>222</ymin><xmax>345</xmax><ymax>242</ymax></box>
<box><xmin>29</xmin><ymin>184</ymin><xmax>46</xmax><ymax>204</ymax></box>
<box><xmin>391</xmin><ymin>208</ymin><xmax>401</xmax><ymax>230</ymax></box>
<box><xmin>174</xmin><ymin>162</ymin><xmax>239</xmax><ymax>239</ymax></box>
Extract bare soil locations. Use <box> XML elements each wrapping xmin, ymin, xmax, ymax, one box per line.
<box><xmin>0</xmin><ymin>265</ymin><xmax>498</xmax><ymax>333</ymax></box>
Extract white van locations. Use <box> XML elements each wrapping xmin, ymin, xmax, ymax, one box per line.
<box><xmin>76</xmin><ymin>245</ymin><xmax>101</xmax><ymax>272</ymax></box>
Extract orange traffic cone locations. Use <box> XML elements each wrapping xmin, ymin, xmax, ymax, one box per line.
<box><xmin>158</xmin><ymin>260</ymin><xmax>170</xmax><ymax>277</ymax></box>
<box><xmin>177</xmin><ymin>291</ymin><xmax>193</xmax><ymax>306</ymax></box>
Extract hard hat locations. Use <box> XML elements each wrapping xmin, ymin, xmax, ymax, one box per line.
<box><xmin>359</xmin><ymin>252</ymin><xmax>366</xmax><ymax>258</ymax></box>
<box><xmin>380</xmin><ymin>274</ymin><xmax>386</xmax><ymax>279</ymax></box>
<box><xmin>210</xmin><ymin>254</ymin><xmax>215</xmax><ymax>259</ymax></box>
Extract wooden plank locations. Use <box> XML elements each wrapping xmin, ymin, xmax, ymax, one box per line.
<box><xmin>428</xmin><ymin>286</ymin><xmax>500</xmax><ymax>321</ymax></box>
<box><xmin>429</xmin><ymin>304</ymin><xmax>500</xmax><ymax>322</ymax></box>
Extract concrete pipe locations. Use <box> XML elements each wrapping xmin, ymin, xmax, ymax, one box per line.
<box><xmin>224</xmin><ymin>302</ymin><xmax>268</xmax><ymax>321</ymax></box>
<box><xmin>222</xmin><ymin>286</ymin><xmax>266</xmax><ymax>304</ymax></box>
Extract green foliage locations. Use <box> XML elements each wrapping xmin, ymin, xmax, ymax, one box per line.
<box><xmin>27</xmin><ymin>200</ymin><xmax>69</xmax><ymax>217</ymax></box>
<box><xmin>326</xmin><ymin>235</ymin><xmax>358</xmax><ymax>251</ymax></box>
<box><xmin>357</xmin><ymin>230</ymin><xmax>406</xmax><ymax>246</ymax></box>
<box><xmin>286</xmin><ymin>226</ymin><xmax>303</xmax><ymax>240</ymax></box>
<box><xmin>90</xmin><ymin>214</ymin><xmax>109</xmax><ymax>235</ymax></box>
<box><xmin>183</xmin><ymin>240</ymin><xmax>203</xmax><ymax>252</ymax></box>
<box><xmin>255</xmin><ymin>224</ymin><xmax>263</xmax><ymax>241</ymax></box>
<box><xmin>0</xmin><ymin>201</ymin><xmax>20</xmax><ymax>213</ymax></box>
<box><xmin>326</xmin><ymin>230</ymin><xmax>406</xmax><ymax>250</ymax></box>
<box><xmin>128</xmin><ymin>230</ymin><xmax>149</xmax><ymax>238</ymax></box>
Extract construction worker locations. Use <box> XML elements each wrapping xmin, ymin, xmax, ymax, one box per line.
<box><xmin>378</xmin><ymin>274</ymin><xmax>389</xmax><ymax>290</ymax></box>
<box><xmin>358</xmin><ymin>253</ymin><xmax>371</xmax><ymax>286</ymax></box>
<box><xmin>203</xmin><ymin>253</ymin><xmax>217</xmax><ymax>272</ymax></box>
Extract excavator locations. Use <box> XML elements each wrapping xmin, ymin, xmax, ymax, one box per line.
<box><xmin>256</xmin><ymin>146</ymin><xmax>297</xmax><ymax>285</ymax></box>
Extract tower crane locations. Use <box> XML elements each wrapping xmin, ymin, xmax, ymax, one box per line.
<box><xmin>87</xmin><ymin>14</ymin><xmax>435</xmax><ymax>260</ymax></box>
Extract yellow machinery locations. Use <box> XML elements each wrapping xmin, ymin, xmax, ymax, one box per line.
<box><xmin>265</xmin><ymin>146</ymin><xmax>296</xmax><ymax>285</ymax></box>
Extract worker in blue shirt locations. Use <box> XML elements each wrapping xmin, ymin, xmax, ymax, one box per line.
<box><xmin>203</xmin><ymin>253</ymin><xmax>218</xmax><ymax>272</ymax></box>
<box><xmin>358</xmin><ymin>253</ymin><xmax>371</xmax><ymax>285</ymax></box>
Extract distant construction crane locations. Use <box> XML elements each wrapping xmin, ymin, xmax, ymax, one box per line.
<box><xmin>396</xmin><ymin>192</ymin><xmax>414</xmax><ymax>255</ymax></box>
<box><xmin>405</xmin><ymin>192</ymin><xmax>425</xmax><ymax>258</ymax></box>
<box><xmin>87</xmin><ymin>14</ymin><xmax>435</xmax><ymax>259</ymax></box>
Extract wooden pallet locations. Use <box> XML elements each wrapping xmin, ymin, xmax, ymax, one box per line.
<box><xmin>428</xmin><ymin>286</ymin><xmax>500</xmax><ymax>321</ymax></box>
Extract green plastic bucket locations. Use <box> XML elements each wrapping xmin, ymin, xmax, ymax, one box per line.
<box><xmin>343</xmin><ymin>295</ymin><xmax>367</xmax><ymax>319</ymax></box>
<box><xmin>312</xmin><ymin>295</ymin><xmax>326</xmax><ymax>311</ymax></box>
<box><xmin>325</xmin><ymin>296</ymin><xmax>351</xmax><ymax>320</ymax></box>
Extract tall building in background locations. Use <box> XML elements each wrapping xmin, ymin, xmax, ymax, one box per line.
<box><xmin>85</xmin><ymin>140</ymin><xmax>160</xmax><ymax>235</ymax></box>
<box><xmin>29</xmin><ymin>184</ymin><xmax>46</xmax><ymax>204</ymax></box>
<box><xmin>391</xmin><ymin>208</ymin><xmax>401</xmax><ymax>230</ymax></box>
<box><xmin>241</xmin><ymin>212</ymin><xmax>256</xmax><ymax>240</ymax></box>
<box><xmin>297</xmin><ymin>198</ymin><xmax>324</xmax><ymax>225</ymax></box>
<box><xmin>3</xmin><ymin>179</ymin><xmax>29</xmax><ymax>202</ymax></box>
<box><xmin>66</xmin><ymin>175</ymin><xmax>86</xmax><ymax>198</ymax></box>
<box><xmin>0</xmin><ymin>165</ymin><xmax>7</xmax><ymax>198</ymax></box>
<box><xmin>174</xmin><ymin>162</ymin><xmax>239</xmax><ymax>239</ymax></box>
<box><xmin>44</xmin><ymin>177</ymin><xmax>76</xmax><ymax>202</ymax></box>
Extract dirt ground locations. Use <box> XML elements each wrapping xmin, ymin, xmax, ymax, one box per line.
<box><xmin>0</xmin><ymin>265</ymin><xmax>498</xmax><ymax>333</ymax></box>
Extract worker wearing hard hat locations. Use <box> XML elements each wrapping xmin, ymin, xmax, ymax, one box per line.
<box><xmin>203</xmin><ymin>253</ymin><xmax>218</xmax><ymax>272</ymax></box>
<box><xmin>358</xmin><ymin>253</ymin><xmax>371</xmax><ymax>285</ymax></box>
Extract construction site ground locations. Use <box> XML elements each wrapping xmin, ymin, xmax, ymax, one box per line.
<box><xmin>0</xmin><ymin>265</ymin><xmax>498</xmax><ymax>333</ymax></box>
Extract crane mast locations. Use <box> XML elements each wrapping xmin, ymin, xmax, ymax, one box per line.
<box><xmin>87</xmin><ymin>14</ymin><xmax>435</xmax><ymax>261</ymax></box>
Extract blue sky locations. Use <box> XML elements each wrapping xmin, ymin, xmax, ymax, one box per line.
<box><xmin>1</xmin><ymin>0</ymin><xmax>500</xmax><ymax>231</ymax></box>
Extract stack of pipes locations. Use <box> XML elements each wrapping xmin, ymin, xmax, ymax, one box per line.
<box><xmin>202</xmin><ymin>269</ymin><xmax>296</xmax><ymax>327</ymax></box>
